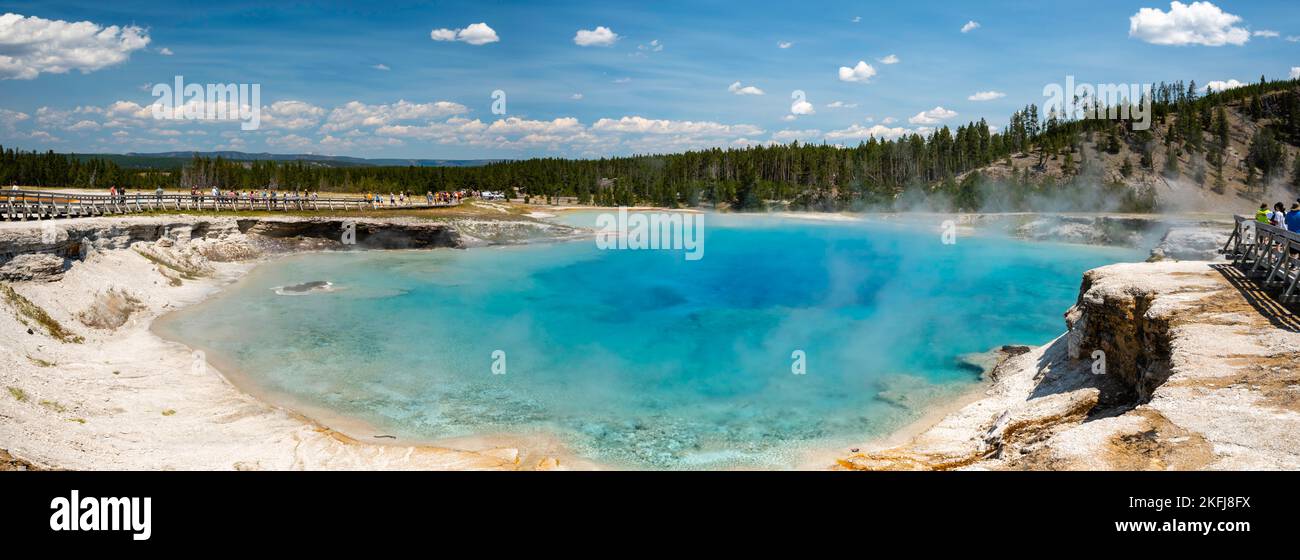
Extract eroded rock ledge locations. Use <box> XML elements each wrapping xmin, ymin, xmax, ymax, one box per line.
<box><xmin>839</xmin><ymin>261</ymin><xmax>1300</xmax><ymax>470</ymax></box>
<box><xmin>0</xmin><ymin>216</ymin><xmax>462</xmax><ymax>263</ymax></box>
<box><xmin>0</xmin><ymin>214</ymin><xmax>580</xmax><ymax>279</ymax></box>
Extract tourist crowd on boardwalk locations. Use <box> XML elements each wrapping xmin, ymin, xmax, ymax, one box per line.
<box><xmin>89</xmin><ymin>185</ymin><xmax>477</xmax><ymax>209</ymax></box>
<box><xmin>1256</xmin><ymin>200</ymin><xmax>1300</xmax><ymax>233</ymax></box>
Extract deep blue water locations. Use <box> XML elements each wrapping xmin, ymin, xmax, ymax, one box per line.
<box><xmin>158</xmin><ymin>214</ymin><xmax>1141</xmax><ymax>468</ymax></box>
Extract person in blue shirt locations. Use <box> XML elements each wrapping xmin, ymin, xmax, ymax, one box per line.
<box><xmin>1286</xmin><ymin>203</ymin><xmax>1300</xmax><ymax>233</ymax></box>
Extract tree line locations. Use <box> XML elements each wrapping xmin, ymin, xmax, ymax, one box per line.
<box><xmin>3</xmin><ymin>77</ymin><xmax>1298</xmax><ymax>212</ymax></box>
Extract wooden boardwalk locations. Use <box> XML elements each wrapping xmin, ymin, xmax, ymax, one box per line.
<box><xmin>2</xmin><ymin>189</ymin><xmax>459</xmax><ymax>221</ymax></box>
<box><xmin>1222</xmin><ymin>215</ymin><xmax>1300</xmax><ymax>303</ymax></box>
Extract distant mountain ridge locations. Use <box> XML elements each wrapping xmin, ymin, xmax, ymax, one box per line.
<box><xmin>79</xmin><ymin>151</ymin><xmax>504</xmax><ymax>168</ymax></box>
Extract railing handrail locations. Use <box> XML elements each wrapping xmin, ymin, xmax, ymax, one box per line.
<box><xmin>1233</xmin><ymin>214</ymin><xmax>1300</xmax><ymax>243</ymax></box>
<box><xmin>1225</xmin><ymin>214</ymin><xmax>1300</xmax><ymax>302</ymax></box>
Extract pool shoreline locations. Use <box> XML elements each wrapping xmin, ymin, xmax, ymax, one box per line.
<box><xmin>151</xmin><ymin>256</ymin><xmax>1003</xmax><ymax>470</ymax></box>
<box><xmin>149</xmin><ymin>216</ymin><xmax>1132</xmax><ymax>470</ymax></box>
<box><xmin>0</xmin><ymin>211</ymin><xmax>1162</xmax><ymax>470</ymax></box>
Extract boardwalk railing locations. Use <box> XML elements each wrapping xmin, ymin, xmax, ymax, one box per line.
<box><xmin>1</xmin><ymin>190</ymin><xmax>459</xmax><ymax>221</ymax></box>
<box><xmin>1221</xmin><ymin>215</ymin><xmax>1300</xmax><ymax>302</ymax></box>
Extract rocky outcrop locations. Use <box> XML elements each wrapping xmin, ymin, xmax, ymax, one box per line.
<box><xmin>0</xmin><ymin>253</ymin><xmax>67</xmax><ymax>282</ymax></box>
<box><xmin>1148</xmin><ymin>225</ymin><xmax>1230</xmax><ymax>261</ymax></box>
<box><xmin>1014</xmin><ymin>215</ymin><xmax>1166</xmax><ymax>247</ymax></box>
<box><xmin>0</xmin><ymin>214</ymin><xmax>580</xmax><ymax>271</ymax></box>
<box><xmin>1064</xmin><ymin>269</ymin><xmax>1173</xmax><ymax>401</ymax></box>
<box><xmin>236</xmin><ymin>218</ymin><xmax>461</xmax><ymax>250</ymax></box>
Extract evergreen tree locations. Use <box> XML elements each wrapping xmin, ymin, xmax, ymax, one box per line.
<box><xmin>1247</xmin><ymin>128</ymin><xmax>1285</xmax><ymax>180</ymax></box>
<box><xmin>1292</xmin><ymin>153</ymin><xmax>1300</xmax><ymax>190</ymax></box>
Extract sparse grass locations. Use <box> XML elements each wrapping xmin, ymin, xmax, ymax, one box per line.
<box><xmin>67</xmin><ymin>418</ymin><xmax>86</xmax><ymax>424</ymax></box>
<box><xmin>26</xmin><ymin>355</ymin><xmax>55</xmax><ymax>367</ymax></box>
<box><xmin>161</xmin><ymin>409</ymin><xmax>176</xmax><ymax>416</ymax></box>
<box><xmin>0</xmin><ymin>284</ymin><xmax>84</xmax><ymax>343</ymax></box>
<box><xmin>38</xmin><ymin>400</ymin><xmax>67</xmax><ymax>413</ymax></box>
<box><xmin>133</xmin><ymin>249</ymin><xmax>188</xmax><ymax>277</ymax></box>
<box><xmin>7</xmin><ymin>386</ymin><xmax>28</xmax><ymax>402</ymax></box>
<box><xmin>133</xmin><ymin>248</ymin><xmax>203</xmax><ymax>280</ymax></box>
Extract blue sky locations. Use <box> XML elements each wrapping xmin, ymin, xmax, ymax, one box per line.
<box><xmin>0</xmin><ymin>0</ymin><xmax>1297</xmax><ymax>158</ymax></box>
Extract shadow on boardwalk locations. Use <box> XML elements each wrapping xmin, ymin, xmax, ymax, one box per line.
<box><xmin>1211</xmin><ymin>264</ymin><xmax>1300</xmax><ymax>333</ymax></box>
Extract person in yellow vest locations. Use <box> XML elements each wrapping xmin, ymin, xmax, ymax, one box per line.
<box><xmin>1256</xmin><ymin>203</ymin><xmax>1270</xmax><ymax>224</ymax></box>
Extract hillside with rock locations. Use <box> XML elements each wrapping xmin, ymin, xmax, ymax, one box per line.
<box><xmin>964</xmin><ymin>81</ymin><xmax>1300</xmax><ymax>214</ymax></box>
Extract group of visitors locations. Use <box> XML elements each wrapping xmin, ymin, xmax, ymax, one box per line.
<box><xmin>106</xmin><ymin>185</ymin><xmax>130</xmax><ymax>203</ymax></box>
<box><xmin>362</xmin><ymin>190</ymin><xmax>464</xmax><ymax>207</ymax></box>
<box><xmin>183</xmin><ymin>186</ymin><xmax>322</xmax><ymax>207</ymax></box>
<box><xmin>427</xmin><ymin>190</ymin><xmax>463</xmax><ymax>205</ymax></box>
<box><xmin>1256</xmin><ymin>200</ymin><xmax>1300</xmax><ymax>233</ymax></box>
<box><xmin>100</xmin><ymin>184</ymin><xmax>473</xmax><ymax>210</ymax></box>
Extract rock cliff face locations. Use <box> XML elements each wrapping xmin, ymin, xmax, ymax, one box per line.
<box><xmin>839</xmin><ymin>260</ymin><xmax>1300</xmax><ymax>470</ymax></box>
<box><xmin>235</xmin><ymin>218</ymin><xmax>461</xmax><ymax>250</ymax></box>
<box><xmin>0</xmin><ymin>215</ymin><xmax>580</xmax><ymax>271</ymax></box>
<box><xmin>0</xmin><ymin>253</ymin><xmax>67</xmax><ymax>282</ymax></box>
<box><xmin>0</xmin><ymin>216</ymin><xmax>464</xmax><ymax>265</ymax></box>
<box><xmin>1064</xmin><ymin>269</ymin><xmax>1174</xmax><ymax>401</ymax></box>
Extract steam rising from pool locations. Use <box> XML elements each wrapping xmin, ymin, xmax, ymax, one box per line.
<box><xmin>159</xmin><ymin>214</ymin><xmax>1141</xmax><ymax>468</ymax></box>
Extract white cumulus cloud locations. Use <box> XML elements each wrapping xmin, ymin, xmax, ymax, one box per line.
<box><xmin>778</xmin><ymin>41</ymin><xmax>793</xmax><ymax>49</ymax></box>
<box><xmin>591</xmin><ymin>116</ymin><xmax>762</xmax><ymax>137</ymax></box>
<box><xmin>1291</xmin><ymin>67</ymin><xmax>1300</xmax><ymax>80</ymax></box>
<box><xmin>838</xmin><ymin>60</ymin><xmax>876</xmax><ymax>83</ymax></box>
<box><xmin>0</xmin><ymin>109</ymin><xmax>30</xmax><ymax>129</ymax></box>
<box><xmin>968</xmin><ymin>90</ymin><xmax>1006</xmax><ymax>101</ymax></box>
<box><xmin>878</xmin><ymin>54</ymin><xmax>900</xmax><ymax>64</ymax></box>
<box><xmin>261</xmin><ymin>100</ymin><xmax>326</xmax><ymax>130</ymax></box>
<box><xmin>429</xmin><ymin>22</ymin><xmax>499</xmax><ymax>45</ymax></box>
<box><xmin>1129</xmin><ymin>1</ymin><xmax>1248</xmax><ymax>46</ymax></box>
<box><xmin>790</xmin><ymin>98</ymin><xmax>815</xmax><ymax>116</ymax></box>
<box><xmin>1203</xmin><ymin>79</ymin><xmax>1246</xmax><ymax>92</ymax></box>
<box><xmin>908</xmin><ymin>106</ymin><xmax>958</xmax><ymax>125</ymax></box>
<box><xmin>574</xmin><ymin>26</ymin><xmax>619</xmax><ymax>47</ymax></box>
<box><xmin>728</xmin><ymin>81</ymin><xmax>765</xmax><ymax>95</ymax></box>
<box><xmin>961</xmin><ymin>21</ymin><xmax>981</xmax><ymax>33</ymax></box>
<box><xmin>0</xmin><ymin>13</ymin><xmax>151</xmax><ymax>79</ymax></box>
<box><xmin>771</xmin><ymin>129</ymin><xmax>821</xmax><ymax>142</ymax></box>
<box><xmin>322</xmin><ymin>100</ymin><xmax>469</xmax><ymax>132</ymax></box>
<box><xmin>826</xmin><ymin>124</ymin><xmax>922</xmax><ymax>141</ymax></box>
